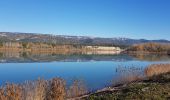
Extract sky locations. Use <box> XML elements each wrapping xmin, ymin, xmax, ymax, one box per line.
<box><xmin>0</xmin><ymin>0</ymin><xmax>170</xmax><ymax>40</ymax></box>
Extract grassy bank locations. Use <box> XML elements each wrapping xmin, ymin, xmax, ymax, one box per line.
<box><xmin>83</xmin><ymin>65</ymin><xmax>170</xmax><ymax>100</ymax></box>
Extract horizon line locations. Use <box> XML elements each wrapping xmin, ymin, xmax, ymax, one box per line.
<box><xmin>0</xmin><ymin>31</ymin><xmax>169</xmax><ymax>41</ymax></box>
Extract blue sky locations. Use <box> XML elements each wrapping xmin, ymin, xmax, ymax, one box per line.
<box><xmin>0</xmin><ymin>0</ymin><xmax>170</xmax><ymax>40</ymax></box>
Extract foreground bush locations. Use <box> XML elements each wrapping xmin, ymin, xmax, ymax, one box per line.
<box><xmin>0</xmin><ymin>78</ymin><xmax>87</xmax><ymax>100</ymax></box>
<box><xmin>46</xmin><ymin>78</ymin><xmax>66</xmax><ymax>100</ymax></box>
<box><xmin>67</xmin><ymin>80</ymin><xmax>87</xmax><ymax>98</ymax></box>
<box><xmin>0</xmin><ymin>83</ymin><xmax>22</xmax><ymax>100</ymax></box>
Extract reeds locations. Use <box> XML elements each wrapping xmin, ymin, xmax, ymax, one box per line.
<box><xmin>22</xmin><ymin>79</ymin><xmax>47</xmax><ymax>100</ymax></box>
<box><xmin>67</xmin><ymin>80</ymin><xmax>87</xmax><ymax>98</ymax></box>
<box><xmin>113</xmin><ymin>65</ymin><xmax>144</xmax><ymax>85</ymax></box>
<box><xmin>0</xmin><ymin>83</ymin><xmax>22</xmax><ymax>100</ymax></box>
<box><xmin>145</xmin><ymin>64</ymin><xmax>170</xmax><ymax>77</ymax></box>
<box><xmin>0</xmin><ymin>78</ymin><xmax>87</xmax><ymax>100</ymax></box>
<box><xmin>46</xmin><ymin>78</ymin><xmax>66</xmax><ymax>100</ymax></box>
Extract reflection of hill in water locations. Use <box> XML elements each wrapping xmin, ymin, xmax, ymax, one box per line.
<box><xmin>1</xmin><ymin>51</ymin><xmax>170</xmax><ymax>63</ymax></box>
<box><xmin>129</xmin><ymin>54</ymin><xmax>170</xmax><ymax>61</ymax></box>
<box><xmin>0</xmin><ymin>51</ymin><xmax>133</xmax><ymax>63</ymax></box>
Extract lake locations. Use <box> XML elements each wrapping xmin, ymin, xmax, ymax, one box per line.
<box><xmin>0</xmin><ymin>52</ymin><xmax>170</xmax><ymax>91</ymax></box>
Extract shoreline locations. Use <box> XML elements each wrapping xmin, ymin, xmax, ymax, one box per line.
<box><xmin>72</xmin><ymin>72</ymin><xmax>170</xmax><ymax>100</ymax></box>
<box><xmin>69</xmin><ymin>64</ymin><xmax>170</xmax><ymax>100</ymax></box>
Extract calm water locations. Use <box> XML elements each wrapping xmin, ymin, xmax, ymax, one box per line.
<box><xmin>0</xmin><ymin>52</ymin><xmax>170</xmax><ymax>91</ymax></box>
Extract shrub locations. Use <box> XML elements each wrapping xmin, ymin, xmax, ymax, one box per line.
<box><xmin>0</xmin><ymin>83</ymin><xmax>22</xmax><ymax>100</ymax></box>
<box><xmin>0</xmin><ymin>78</ymin><xmax>70</xmax><ymax>100</ymax></box>
<box><xmin>46</xmin><ymin>78</ymin><xmax>66</xmax><ymax>100</ymax></box>
<box><xmin>67</xmin><ymin>80</ymin><xmax>87</xmax><ymax>98</ymax></box>
<box><xmin>22</xmin><ymin>79</ymin><xmax>47</xmax><ymax>100</ymax></box>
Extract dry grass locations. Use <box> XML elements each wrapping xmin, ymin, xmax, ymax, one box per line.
<box><xmin>21</xmin><ymin>79</ymin><xmax>47</xmax><ymax>100</ymax></box>
<box><xmin>67</xmin><ymin>80</ymin><xmax>87</xmax><ymax>98</ymax></box>
<box><xmin>0</xmin><ymin>78</ymin><xmax>87</xmax><ymax>100</ymax></box>
<box><xmin>46</xmin><ymin>78</ymin><xmax>66</xmax><ymax>100</ymax></box>
<box><xmin>145</xmin><ymin>64</ymin><xmax>170</xmax><ymax>77</ymax></box>
<box><xmin>0</xmin><ymin>83</ymin><xmax>22</xmax><ymax>100</ymax></box>
<box><xmin>113</xmin><ymin>66</ymin><xmax>144</xmax><ymax>85</ymax></box>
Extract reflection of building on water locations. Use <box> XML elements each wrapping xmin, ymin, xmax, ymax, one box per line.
<box><xmin>30</xmin><ymin>52</ymin><xmax>53</xmax><ymax>56</ymax></box>
<box><xmin>84</xmin><ymin>51</ymin><xmax>121</xmax><ymax>55</ymax></box>
<box><xmin>0</xmin><ymin>59</ymin><xmax>6</xmax><ymax>63</ymax></box>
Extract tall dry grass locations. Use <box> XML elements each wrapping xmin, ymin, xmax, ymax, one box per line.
<box><xmin>145</xmin><ymin>64</ymin><xmax>170</xmax><ymax>77</ymax></box>
<box><xmin>0</xmin><ymin>83</ymin><xmax>22</xmax><ymax>100</ymax></box>
<box><xmin>0</xmin><ymin>78</ymin><xmax>87</xmax><ymax>100</ymax></box>
<box><xmin>46</xmin><ymin>78</ymin><xmax>66</xmax><ymax>100</ymax></box>
<box><xmin>67</xmin><ymin>80</ymin><xmax>87</xmax><ymax>98</ymax></box>
<box><xmin>113</xmin><ymin>66</ymin><xmax>144</xmax><ymax>85</ymax></box>
<box><xmin>21</xmin><ymin>79</ymin><xmax>47</xmax><ymax>100</ymax></box>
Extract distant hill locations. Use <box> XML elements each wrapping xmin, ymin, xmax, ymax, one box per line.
<box><xmin>0</xmin><ymin>32</ymin><xmax>170</xmax><ymax>47</ymax></box>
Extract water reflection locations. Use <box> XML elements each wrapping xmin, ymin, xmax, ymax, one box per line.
<box><xmin>0</xmin><ymin>51</ymin><xmax>133</xmax><ymax>63</ymax></box>
<box><xmin>0</xmin><ymin>50</ymin><xmax>170</xmax><ymax>91</ymax></box>
<box><xmin>129</xmin><ymin>53</ymin><xmax>170</xmax><ymax>61</ymax></box>
<box><xmin>0</xmin><ymin>51</ymin><xmax>170</xmax><ymax>63</ymax></box>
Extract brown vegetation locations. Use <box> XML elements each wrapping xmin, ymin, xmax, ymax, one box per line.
<box><xmin>113</xmin><ymin>66</ymin><xmax>144</xmax><ymax>85</ymax></box>
<box><xmin>145</xmin><ymin>64</ymin><xmax>170</xmax><ymax>77</ymax></box>
<box><xmin>0</xmin><ymin>83</ymin><xmax>22</xmax><ymax>100</ymax></box>
<box><xmin>126</xmin><ymin>42</ymin><xmax>170</xmax><ymax>53</ymax></box>
<box><xmin>46</xmin><ymin>78</ymin><xmax>66</xmax><ymax>100</ymax></box>
<box><xmin>0</xmin><ymin>78</ymin><xmax>87</xmax><ymax>100</ymax></box>
<box><xmin>67</xmin><ymin>80</ymin><xmax>87</xmax><ymax>98</ymax></box>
